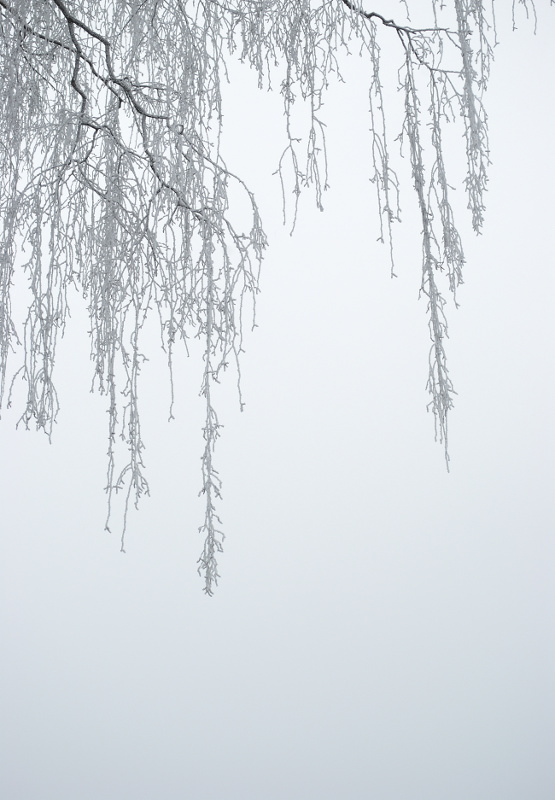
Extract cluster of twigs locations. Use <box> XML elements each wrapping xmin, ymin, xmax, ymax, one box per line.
<box><xmin>0</xmin><ymin>1</ymin><xmax>505</xmax><ymax>591</ymax></box>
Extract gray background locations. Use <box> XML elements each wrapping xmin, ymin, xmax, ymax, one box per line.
<box><xmin>1</xmin><ymin>8</ymin><xmax>554</xmax><ymax>799</ymax></box>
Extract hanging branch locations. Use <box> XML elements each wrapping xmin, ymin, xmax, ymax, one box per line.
<box><xmin>0</xmin><ymin>1</ymin><xmax>531</xmax><ymax>589</ymax></box>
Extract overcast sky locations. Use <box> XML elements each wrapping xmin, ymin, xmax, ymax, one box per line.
<box><xmin>1</xmin><ymin>6</ymin><xmax>554</xmax><ymax>800</ymax></box>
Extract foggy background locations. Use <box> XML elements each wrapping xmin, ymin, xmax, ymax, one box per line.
<box><xmin>1</xmin><ymin>6</ymin><xmax>554</xmax><ymax>799</ymax></box>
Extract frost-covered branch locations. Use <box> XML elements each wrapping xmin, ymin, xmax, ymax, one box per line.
<box><xmin>0</xmin><ymin>0</ymin><xmax>541</xmax><ymax>589</ymax></box>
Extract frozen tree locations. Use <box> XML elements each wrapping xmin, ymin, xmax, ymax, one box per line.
<box><xmin>0</xmin><ymin>0</ymin><xmax>547</xmax><ymax>592</ymax></box>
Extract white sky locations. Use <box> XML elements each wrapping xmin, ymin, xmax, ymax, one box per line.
<box><xmin>1</xmin><ymin>5</ymin><xmax>554</xmax><ymax>799</ymax></box>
